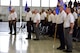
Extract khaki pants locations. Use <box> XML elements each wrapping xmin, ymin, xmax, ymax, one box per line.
<box><xmin>77</xmin><ymin>17</ymin><xmax>80</xmax><ymax>27</ymax></box>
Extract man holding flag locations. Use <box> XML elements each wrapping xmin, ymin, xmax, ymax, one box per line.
<box><xmin>56</xmin><ymin>0</ymin><xmax>67</xmax><ymax>14</ymax></box>
<box><xmin>56</xmin><ymin>0</ymin><xmax>67</xmax><ymax>50</ymax></box>
<box><xmin>25</xmin><ymin>1</ymin><xmax>33</xmax><ymax>39</ymax></box>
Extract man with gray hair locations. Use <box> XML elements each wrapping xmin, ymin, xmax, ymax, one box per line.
<box><xmin>64</xmin><ymin>7</ymin><xmax>74</xmax><ymax>52</ymax></box>
<box><xmin>33</xmin><ymin>9</ymin><xmax>40</xmax><ymax>40</ymax></box>
<box><xmin>8</xmin><ymin>7</ymin><xmax>17</xmax><ymax>35</ymax></box>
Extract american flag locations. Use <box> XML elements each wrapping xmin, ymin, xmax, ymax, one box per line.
<box><xmin>56</xmin><ymin>0</ymin><xmax>67</xmax><ymax>14</ymax></box>
<box><xmin>58</xmin><ymin>0</ymin><xmax>64</xmax><ymax>6</ymax></box>
<box><xmin>25</xmin><ymin>1</ymin><xmax>28</xmax><ymax>11</ymax></box>
<box><xmin>8</xmin><ymin>0</ymin><xmax>11</xmax><ymax>11</ymax></box>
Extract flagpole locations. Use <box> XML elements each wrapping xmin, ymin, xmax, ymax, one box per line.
<box><xmin>49</xmin><ymin>0</ymin><xmax>50</xmax><ymax>7</ymax></box>
<box><xmin>31</xmin><ymin>0</ymin><xmax>32</xmax><ymax>9</ymax></box>
<box><xmin>66</xmin><ymin>0</ymin><xmax>68</xmax><ymax>5</ymax></box>
<box><xmin>0</xmin><ymin>0</ymin><xmax>1</xmax><ymax>10</ymax></box>
<box><xmin>40</xmin><ymin>0</ymin><xmax>41</xmax><ymax>9</ymax></box>
<box><xmin>0</xmin><ymin>0</ymin><xmax>1</xmax><ymax>7</ymax></box>
<box><xmin>20</xmin><ymin>0</ymin><xmax>22</xmax><ymax>53</ymax></box>
<box><xmin>20</xmin><ymin>0</ymin><xmax>22</xmax><ymax>28</ymax></box>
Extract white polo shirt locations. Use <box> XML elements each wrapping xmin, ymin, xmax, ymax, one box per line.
<box><xmin>32</xmin><ymin>13</ymin><xmax>36</xmax><ymax>21</ymax></box>
<box><xmin>73</xmin><ymin>12</ymin><xmax>78</xmax><ymax>20</ymax></box>
<box><xmin>56</xmin><ymin>10</ymin><xmax>66</xmax><ymax>24</ymax></box>
<box><xmin>40</xmin><ymin>12</ymin><xmax>47</xmax><ymax>20</ymax></box>
<box><xmin>52</xmin><ymin>14</ymin><xmax>57</xmax><ymax>23</ymax></box>
<box><xmin>8</xmin><ymin>12</ymin><xmax>17</xmax><ymax>20</ymax></box>
<box><xmin>33</xmin><ymin>13</ymin><xmax>40</xmax><ymax>23</ymax></box>
<box><xmin>26</xmin><ymin>11</ymin><xmax>32</xmax><ymax>21</ymax></box>
<box><xmin>48</xmin><ymin>13</ymin><xmax>53</xmax><ymax>22</ymax></box>
<box><xmin>8</xmin><ymin>14</ymin><xmax>12</xmax><ymax>20</ymax></box>
<box><xmin>64</xmin><ymin>13</ymin><xmax>75</xmax><ymax>28</ymax></box>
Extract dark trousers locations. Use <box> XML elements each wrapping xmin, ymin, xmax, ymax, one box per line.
<box><xmin>27</xmin><ymin>21</ymin><xmax>32</xmax><ymax>39</ymax></box>
<box><xmin>64</xmin><ymin>28</ymin><xmax>72</xmax><ymax>51</ymax></box>
<box><xmin>9</xmin><ymin>21</ymin><xmax>11</xmax><ymax>33</ymax></box>
<box><xmin>57</xmin><ymin>23</ymin><xmax>65</xmax><ymax>48</ymax></box>
<box><xmin>73</xmin><ymin>19</ymin><xmax>78</xmax><ymax>37</ymax></box>
<box><xmin>48</xmin><ymin>22</ymin><xmax>53</xmax><ymax>37</ymax></box>
<box><xmin>41</xmin><ymin>20</ymin><xmax>45</xmax><ymax>26</ymax></box>
<box><xmin>31</xmin><ymin>21</ymin><xmax>34</xmax><ymax>33</ymax></box>
<box><xmin>76</xmin><ymin>27</ymin><xmax>80</xmax><ymax>40</ymax></box>
<box><xmin>9</xmin><ymin>20</ymin><xmax>16</xmax><ymax>34</ymax></box>
<box><xmin>33</xmin><ymin>24</ymin><xmax>40</xmax><ymax>39</ymax></box>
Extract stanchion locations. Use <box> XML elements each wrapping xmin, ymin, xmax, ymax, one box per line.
<box><xmin>53</xmin><ymin>24</ymin><xmax>57</xmax><ymax>48</ymax></box>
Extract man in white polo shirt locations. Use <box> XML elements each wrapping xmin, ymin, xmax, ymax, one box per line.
<box><xmin>8</xmin><ymin>7</ymin><xmax>17</xmax><ymax>35</ymax></box>
<box><xmin>71</xmin><ymin>8</ymin><xmax>78</xmax><ymax>38</ymax></box>
<box><xmin>52</xmin><ymin>10</ymin><xmax>57</xmax><ymax>37</ymax></box>
<box><xmin>64</xmin><ymin>7</ymin><xmax>74</xmax><ymax>52</ymax></box>
<box><xmin>56</xmin><ymin>6</ymin><xmax>66</xmax><ymax>50</ymax></box>
<box><xmin>40</xmin><ymin>9</ymin><xmax>47</xmax><ymax>27</ymax></box>
<box><xmin>33</xmin><ymin>9</ymin><xmax>40</xmax><ymax>40</ymax></box>
<box><xmin>48</xmin><ymin>10</ymin><xmax>53</xmax><ymax>37</ymax></box>
<box><xmin>25</xmin><ymin>8</ymin><xmax>32</xmax><ymax>39</ymax></box>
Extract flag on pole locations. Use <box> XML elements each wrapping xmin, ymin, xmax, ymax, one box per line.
<box><xmin>56</xmin><ymin>0</ymin><xmax>67</xmax><ymax>14</ymax></box>
<box><xmin>58</xmin><ymin>0</ymin><xmax>64</xmax><ymax>6</ymax></box>
<box><xmin>58</xmin><ymin>0</ymin><xmax>67</xmax><ymax>10</ymax></box>
<box><xmin>9</xmin><ymin>0</ymin><xmax>11</xmax><ymax>11</ymax></box>
<box><xmin>25</xmin><ymin>1</ymin><xmax>28</xmax><ymax>11</ymax></box>
<box><xmin>55</xmin><ymin>6</ymin><xmax>60</xmax><ymax>15</ymax></box>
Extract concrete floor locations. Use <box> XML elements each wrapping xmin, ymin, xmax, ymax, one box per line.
<box><xmin>0</xmin><ymin>22</ymin><xmax>80</xmax><ymax>53</ymax></box>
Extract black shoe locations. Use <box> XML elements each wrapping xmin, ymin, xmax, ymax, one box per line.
<box><xmin>63</xmin><ymin>50</ymin><xmax>72</xmax><ymax>52</ymax></box>
<box><xmin>57</xmin><ymin>47</ymin><xmax>65</xmax><ymax>50</ymax></box>
<box><xmin>9</xmin><ymin>32</ymin><xmax>12</xmax><ymax>34</ymax></box>
<box><xmin>33</xmin><ymin>39</ymin><xmax>39</xmax><ymax>40</ymax></box>
<box><xmin>49</xmin><ymin>35</ymin><xmax>52</xmax><ymax>37</ymax></box>
<box><xmin>25</xmin><ymin>38</ymin><xmax>31</xmax><ymax>40</ymax></box>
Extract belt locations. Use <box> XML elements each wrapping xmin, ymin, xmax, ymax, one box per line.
<box><xmin>65</xmin><ymin>27</ymin><xmax>70</xmax><ymax>29</ymax></box>
<box><xmin>33</xmin><ymin>23</ymin><xmax>36</xmax><ymax>24</ymax></box>
<box><xmin>57</xmin><ymin>23</ymin><xmax>63</xmax><ymax>25</ymax></box>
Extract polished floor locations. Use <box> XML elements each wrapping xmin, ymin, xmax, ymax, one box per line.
<box><xmin>0</xmin><ymin>22</ymin><xmax>80</xmax><ymax>53</ymax></box>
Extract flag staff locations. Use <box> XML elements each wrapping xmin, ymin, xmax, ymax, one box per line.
<box><xmin>20</xmin><ymin>0</ymin><xmax>23</xmax><ymax>53</ymax></box>
<box><xmin>20</xmin><ymin>0</ymin><xmax>22</xmax><ymax>28</ymax></box>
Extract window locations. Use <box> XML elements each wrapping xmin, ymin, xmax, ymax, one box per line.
<box><xmin>1</xmin><ymin>0</ymin><xmax>10</xmax><ymax>6</ymax></box>
<box><xmin>32</xmin><ymin>0</ymin><xmax>40</xmax><ymax>7</ymax></box>
<box><xmin>63</xmin><ymin>0</ymin><xmax>67</xmax><ymax>2</ymax></box>
<box><xmin>67</xmin><ymin>0</ymin><xmax>74</xmax><ymax>2</ymax></box>
<box><xmin>41</xmin><ymin>0</ymin><xmax>49</xmax><ymax>7</ymax></box>
<box><xmin>1</xmin><ymin>0</ymin><xmax>20</xmax><ymax>6</ymax></box>
<box><xmin>50</xmin><ymin>0</ymin><xmax>57</xmax><ymax>7</ymax></box>
<box><xmin>23</xmin><ymin>0</ymin><xmax>31</xmax><ymax>6</ymax></box>
<box><xmin>76</xmin><ymin>0</ymin><xmax>80</xmax><ymax>2</ymax></box>
<box><xmin>11</xmin><ymin>0</ymin><xmax>20</xmax><ymax>6</ymax></box>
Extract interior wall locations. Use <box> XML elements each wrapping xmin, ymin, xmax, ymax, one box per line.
<box><xmin>0</xmin><ymin>6</ymin><xmax>54</xmax><ymax>21</ymax></box>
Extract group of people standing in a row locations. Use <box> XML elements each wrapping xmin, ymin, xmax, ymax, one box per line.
<box><xmin>8</xmin><ymin>2</ymin><xmax>80</xmax><ymax>52</ymax></box>
<box><xmin>25</xmin><ymin>6</ymin><xmax>79</xmax><ymax>52</ymax></box>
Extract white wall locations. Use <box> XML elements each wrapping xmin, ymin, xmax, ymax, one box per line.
<box><xmin>0</xmin><ymin>6</ymin><xmax>54</xmax><ymax>21</ymax></box>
